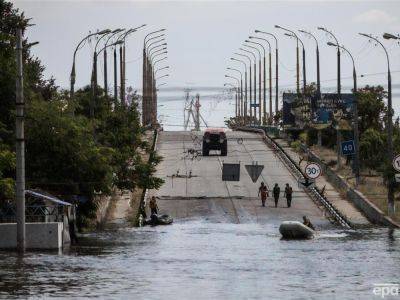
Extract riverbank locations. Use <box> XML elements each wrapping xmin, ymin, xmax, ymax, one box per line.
<box><xmin>94</xmin><ymin>130</ymin><xmax>155</xmax><ymax>229</ymax></box>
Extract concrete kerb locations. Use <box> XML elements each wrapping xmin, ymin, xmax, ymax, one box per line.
<box><xmin>236</xmin><ymin>126</ymin><xmax>354</xmax><ymax>229</ymax></box>
<box><xmin>300</xmin><ymin>144</ymin><xmax>400</xmax><ymax>228</ymax></box>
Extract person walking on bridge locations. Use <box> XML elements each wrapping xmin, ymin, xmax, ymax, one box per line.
<box><xmin>273</xmin><ymin>183</ymin><xmax>280</xmax><ymax>208</ymax></box>
<box><xmin>258</xmin><ymin>182</ymin><xmax>269</xmax><ymax>207</ymax></box>
<box><xmin>284</xmin><ymin>183</ymin><xmax>293</xmax><ymax>208</ymax></box>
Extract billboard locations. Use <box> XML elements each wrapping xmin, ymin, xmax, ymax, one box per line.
<box><xmin>283</xmin><ymin>93</ymin><xmax>354</xmax><ymax>130</ymax></box>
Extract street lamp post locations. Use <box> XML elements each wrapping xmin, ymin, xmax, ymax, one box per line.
<box><xmin>256</xmin><ymin>30</ymin><xmax>279</xmax><ymax>119</ymax></box>
<box><xmin>91</xmin><ymin>30</ymin><xmax>112</xmax><ymax>117</ymax></box>
<box><xmin>227</xmin><ymin>67</ymin><xmax>243</xmax><ymax>118</ymax></box>
<box><xmin>247</xmin><ymin>39</ymin><xmax>269</xmax><ymax>124</ymax></box>
<box><xmin>318</xmin><ymin>27</ymin><xmax>341</xmax><ymax>98</ymax></box>
<box><xmin>70</xmin><ymin>29</ymin><xmax>110</xmax><ymax>100</ymax></box>
<box><xmin>244</xmin><ymin>42</ymin><xmax>263</xmax><ymax>124</ymax></box>
<box><xmin>151</xmin><ymin>52</ymin><xmax>168</xmax><ymax>126</ymax></box>
<box><xmin>97</xmin><ymin>39</ymin><xmax>124</xmax><ymax>109</ymax></box>
<box><xmin>327</xmin><ymin>42</ymin><xmax>360</xmax><ymax>187</ymax></box>
<box><xmin>231</xmin><ymin>58</ymin><xmax>248</xmax><ymax>123</ymax></box>
<box><xmin>234</xmin><ymin>53</ymin><xmax>252</xmax><ymax>123</ymax></box>
<box><xmin>225</xmin><ymin>75</ymin><xmax>240</xmax><ymax>118</ymax></box>
<box><xmin>360</xmin><ymin>33</ymin><xmax>395</xmax><ymax>214</ymax></box>
<box><xmin>299</xmin><ymin>30</ymin><xmax>321</xmax><ymax>97</ymax></box>
<box><xmin>119</xmin><ymin>25</ymin><xmax>146</xmax><ymax>106</ymax></box>
<box><xmin>319</xmin><ymin>27</ymin><xmax>342</xmax><ymax>168</ymax></box>
<box><xmin>143</xmin><ymin>29</ymin><xmax>166</xmax><ymax>125</ymax></box>
<box><xmin>103</xmin><ymin>29</ymin><xmax>124</xmax><ymax>99</ymax></box>
<box><xmin>276</xmin><ymin>25</ymin><xmax>300</xmax><ymax>95</ymax></box>
<box><xmin>224</xmin><ymin>83</ymin><xmax>239</xmax><ymax>118</ymax></box>
<box><xmin>240</xmin><ymin>48</ymin><xmax>257</xmax><ymax>125</ymax></box>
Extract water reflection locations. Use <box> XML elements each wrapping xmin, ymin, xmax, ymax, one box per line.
<box><xmin>0</xmin><ymin>221</ymin><xmax>399</xmax><ymax>299</ymax></box>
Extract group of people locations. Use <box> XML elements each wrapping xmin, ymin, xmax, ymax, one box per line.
<box><xmin>258</xmin><ymin>182</ymin><xmax>293</xmax><ymax>208</ymax></box>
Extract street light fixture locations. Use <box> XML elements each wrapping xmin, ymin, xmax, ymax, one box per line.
<box><xmin>70</xmin><ymin>29</ymin><xmax>110</xmax><ymax>99</ymax></box>
<box><xmin>234</xmin><ymin>52</ymin><xmax>252</xmax><ymax>121</ymax></box>
<box><xmin>318</xmin><ymin>27</ymin><xmax>343</xmax><ymax>169</ymax></box>
<box><xmin>225</xmin><ymin>75</ymin><xmax>240</xmax><ymax>118</ymax></box>
<box><xmin>230</xmin><ymin>57</ymin><xmax>248</xmax><ymax>121</ymax></box>
<box><xmin>147</xmin><ymin>39</ymin><xmax>166</xmax><ymax>54</ymax></box>
<box><xmin>155</xmin><ymin>66</ymin><xmax>170</xmax><ymax>75</ymax></box>
<box><xmin>148</xmin><ymin>43</ymin><xmax>167</xmax><ymax>56</ymax></box>
<box><xmin>227</xmin><ymin>67</ymin><xmax>243</xmax><ymax>118</ymax></box>
<box><xmin>383</xmin><ymin>33</ymin><xmax>399</xmax><ymax>40</ymax></box>
<box><xmin>327</xmin><ymin>41</ymin><xmax>360</xmax><ymax>187</ymax></box>
<box><xmin>359</xmin><ymin>32</ymin><xmax>395</xmax><ymax>214</ymax></box>
<box><xmin>156</xmin><ymin>74</ymin><xmax>169</xmax><ymax>81</ymax></box>
<box><xmin>276</xmin><ymin>26</ymin><xmax>304</xmax><ymax>95</ymax></box>
<box><xmin>150</xmin><ymin>48</ymin><xmax>168</xmax><ymax>61</ymax></box>
<box><xmin>240</xmin><ymin>47</ymin><xmax>258</xmax><ymax>124</ymax></box>
<box><xmin>299</xmin><ymin>29</ymin><xmax>321</xmax><ymax>96</ymax></box>
<box><xmin>255</xmin><ymin>30</ymin><xmax>279</xmax><ymax>116</ymax></box>
<box><xmin>143</xmin><ymin>29</ymin><xmax>166</xmax><ymax>127</ymax></box>
<box><xmin>249</xmin><ymin>36</ymin><xmax>272</xmax><ymax>124</ymax></box>
<box><xmin>243</xmin><ymin>40</ymin><xmax>265</xmax><ymax>124</ymax></box>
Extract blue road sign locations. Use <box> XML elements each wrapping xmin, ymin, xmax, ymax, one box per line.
<box><xmin>341</xmin><ymin>140</ymin><xmax>355</xmax><ymax>156</ymax></box>
<box><xmin>250</xmin><ymin>103</ymin><xmax>260</xmax><ymax>108</ymax></box>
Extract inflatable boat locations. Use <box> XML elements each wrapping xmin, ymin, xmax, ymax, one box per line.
<box><xmin>144</xmin><ymin>214</ymin><xmax>173</xmax><ymax>226</ymax></box>
<box><xmin>279</xmin><ymin>221</ymin><xmax>315</xmax><ymax>239</ymax></box>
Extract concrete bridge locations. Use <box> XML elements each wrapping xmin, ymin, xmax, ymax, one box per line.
<box><xmin>150</xmin><ymin>131</ymin><xmax>368</xmax><ymax>228</ymax></box>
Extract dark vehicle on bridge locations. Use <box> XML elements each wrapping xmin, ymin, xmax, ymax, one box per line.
<box><xmin>202</xmin><ymin>128</ymin><xmax>227</xmax><ymax>156</ymax></box>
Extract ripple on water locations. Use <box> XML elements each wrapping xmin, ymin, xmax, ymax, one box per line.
<box><xmin>0</xmin><ymin>222</ymin><xmax>399</xmax><ymax>299</ymax></box>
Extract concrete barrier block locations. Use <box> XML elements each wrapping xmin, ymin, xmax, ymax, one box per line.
<box><xmin>0</xmin><ymin>222</ymin><xmax>64</xmax><ymax>249</ymax></box>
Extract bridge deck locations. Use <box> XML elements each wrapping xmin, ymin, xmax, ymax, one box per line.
<box><xmin>151</xmin><ymin>131</ymin><xmax>335</xmax><ymax>228</ymax></box>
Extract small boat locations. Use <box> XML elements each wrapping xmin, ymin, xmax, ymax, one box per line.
<box><xmin>144</xmin><ymin>214</ymin><xmax>173</xmax><ymax>226</ymax></box>
<box><xmin>279</xmin><ymin>221</ymin><xmax>315</xmax><ymax>239</ymax></box>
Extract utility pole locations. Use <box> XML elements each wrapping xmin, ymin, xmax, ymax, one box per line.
<box><xmin>142</xmin><ymin>48</ymin><xmax>147</xmax><ymax>125</ymax></box>
<box><xmin>16</xmin><ymin>28</ymin><xmax>25</xmax><ymax>252</ymax></box>
<box><xmin>113</xmin><ymin>47</ymin><xmax>118</xmax><ymax>106</ymax></box>
<box><xmin>119</xmin><ymin>46</ymin><xmax>124</xmax><ymax>106</ymax></box>
<box><xmin>104</xmin><ymin>49</ymin><xmax>108</xmax><ymax>98</ymax></box>
<box><xmin>195</xmin><ymin>94</ymin><xmax>200</xmax><ymax>131</ymax></box>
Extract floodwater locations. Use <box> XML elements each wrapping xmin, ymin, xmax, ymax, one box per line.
<box><xmin>0</xmin><ymin>221</ymin><xmax>399</xmax><ymax>300</ymax></box>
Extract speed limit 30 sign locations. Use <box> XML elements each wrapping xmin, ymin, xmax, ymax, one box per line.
<box><xmin>393</xmin><ymin>155</ymin><xmax>400</xmax><ymax>172</ymax></box>
<box><xmin>305</xmin><ymin>163</ymin><xmax>322</xmax><ymax>179</ymax></box>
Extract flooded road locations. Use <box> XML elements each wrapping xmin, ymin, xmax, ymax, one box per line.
<box><xmin>1</xmin><ymin>131</ymin><xmax>397</xmax><ymax>299</ymax></box>
<box><xmin>1</xmin><ymin>221</ymin><xmax>399</xmax><ymax>299</ymax></box>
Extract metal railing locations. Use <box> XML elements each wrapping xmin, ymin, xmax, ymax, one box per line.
<box><xmin>239</xmin><ymin>126</ymin><xmax>353</xmax><ymax>229</ymax></box>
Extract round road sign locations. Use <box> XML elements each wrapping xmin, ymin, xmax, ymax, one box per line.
<box><xmin>305</xmin><ymin>163</ymin><xmax>322</xmax><ymax>179</ymax></box>
<box><xmin>393</xmin><ymin>154</ymin><xmax>400</xmax><ymax>172</ymax></box>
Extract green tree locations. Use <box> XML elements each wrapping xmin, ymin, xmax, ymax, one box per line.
<box><xmin>357</xmin><ymin>85</ymin><xmax>387</xmax><ymax>136</ymax></box>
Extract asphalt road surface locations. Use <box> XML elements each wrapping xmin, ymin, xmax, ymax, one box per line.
<box><xmin>151</xmin><ymin>131</ymin><xmax>332</xmax><ymax>228</ymax></box>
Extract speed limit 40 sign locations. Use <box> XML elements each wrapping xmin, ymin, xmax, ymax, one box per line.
<box><xmin>305</xmin><ymin>163</ymin><xmax>322</xmax><ymax>179</ymax></box>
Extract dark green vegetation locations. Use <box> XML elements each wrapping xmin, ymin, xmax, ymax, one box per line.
<box><xmin>0</xmin><ymin>0</ymin><xmax>163</xmax><ymax>228</ymax></box>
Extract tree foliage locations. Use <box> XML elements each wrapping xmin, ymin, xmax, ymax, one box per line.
<box><xmin>0</xmin><ymin>0</ymin><xmax>164</xmax><ymax>228</ymax></box>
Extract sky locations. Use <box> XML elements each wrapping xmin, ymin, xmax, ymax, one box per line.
<box><xmin>12</xmin><ymin>0</ymin><xmax>400</xmax><ymax>129</ymax></box>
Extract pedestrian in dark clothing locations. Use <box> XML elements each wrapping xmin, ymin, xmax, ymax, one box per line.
<box><xmin>303</xmin><ymin>216</ymin><xmax>315</xmax><ymax>230</ymax></box>
<box><xmin>273</xmin><ymin>183</ymin><xmax>280</xmax><ymax>208</ymax></box>
<box><xmin>258</xmin><ymin>182</ymin><xmax>268</xmax><ymax>207</ymax></box>
<box><xmin>284</xmin><ymin>183</ymin><xmax>293</xmax><ymax>208</ymax></box>
<box><xmin>149</xmin><ymin>196</ymin><xmax>158</xmax><ymax>215</ymax></box>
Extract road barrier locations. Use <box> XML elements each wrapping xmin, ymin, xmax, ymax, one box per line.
<box><xmin>237</xmin><ymin>126</ymin><xmax>353</xmax><ymax>229</ymax></box>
